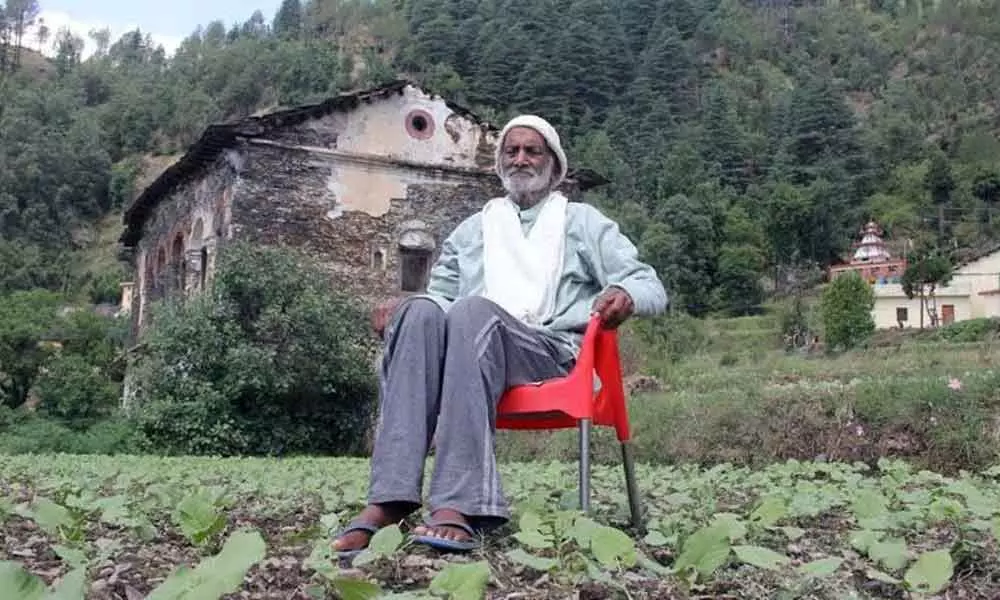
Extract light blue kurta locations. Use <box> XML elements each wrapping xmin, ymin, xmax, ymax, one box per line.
<box><xmin>421</xmin><ymin>198</ymin><xmax>669</xmax><ymax>364</ymax></box>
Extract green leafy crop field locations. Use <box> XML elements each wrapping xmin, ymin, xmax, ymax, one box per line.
<box><xmin>1</xmin><ymin>454</ymin><xmax>998</xmax><ymax>599</ymax></box>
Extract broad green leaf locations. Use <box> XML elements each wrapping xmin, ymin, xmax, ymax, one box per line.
<box><xmin>993</xmin><ymin>517</ymin><xmax>1000</xmax><ymax>544</ymax></box>
<box><xmin>849</xmin><ymin>529</ymin><xmax>882</xmax><ymax>554</ymax></box>
<box><xmin>798</xmin><ymin>557</ymin><xmax>843</xmax><ymax>577</ymax></box>
<box><xmin>518</xmin><ymin>511</ymin><xmax>544</xmax><ymax>534</ymax></box>
<box><xmin>749</xmin><ymin>496</ymin><xmax>787</xmax><ymax>527</ymax></box>
<box><xmin>733</xmin><ymin>545</ymin><xmax>790</xmax><ymax>570</ymax></box>
<box><xmin>47</xmin><ymin>568</ymin><xmax>87</xmax><ymax>600</ymax></box>
<box><xmin>505</xmin><ymin>548</ymin><xmax>558</xmax><ymax>572</ymax></box>
<box><xmin>711</xmin><ymin>513</ymin><xmax>747</xmax><ymax>542</ymax></box>
<box><xmin>673</xmin><ymin>522</ymin><xmax>732</xmax><ymax>578</ymax></box>
<box><xmin>638</xmin><ymin>554</ymin><xmax>672</xmax><ymax>577</ymax></box>
<box><xmin>350</xmin><ymin>525</ymin><xmax>404</xmax><ymax>567</ymax></box>
<box><xmin>304</xmin><ymin>540</ymin><xmax>338</xmax><ymax>580</ymax></box>
<box><xmin>852</xmin><ymin>489</ymin><xmax>889</xmax><ymax>521</ymax></box>
<box><xmin>960</xmin><ymin>488</ymin><xmax>995</xmax><ymax>518</ymax></box>
<box><xmin>590</xmin><ymin>526</ymin><xmax>637</xmax><ymax>569</ymax></box>
<box><xmin>567</xmin><ymin>516</ymin><xmax>600</xmax><ymax>547</ymax></box>
<box><xmin>29</xmin><ymin>497</ymin><xmax>72</xmax><ymax>537</ymax></box>
<box><xmin>642</xmin><ymin>530</ymin><xmax>670</xmax><ymax>547</ymax></box>
<box><xmin>429</xmin><ymin>561</ymin><xmax>490</xmax><ymax>600</ymax></box>
<box><xmin>904</xmin><ymin>549</ymin><xmax>953</xmax><ymax>594</ymax></box>
<box><xmin>367</xmin><ymin>524</ymin><xmax>403</xmax><ymax>555</ymax></box>
<box><xmin>319</xmin><ymin>513</ymin><xmax>340</xmax><ymax>534</ymax></box>
<box><xmin>171</xmin><ymin>491</ymin><xmax>226</xmax><ymax>546</ymax></box>
<box><xmin>788</xmin><ymin>492</ymin><xmax>822</xmax><ymax>518</ymax></box>
<box><xmin>0</xmin><ymin>561</ymin><xmax>46</xmax><ymax>600</ymax></box>
<box><xmin>96</xmin><ymin>495</ymin><xmax>130</xmax><ymax>526</ymax></box>
<box><xmin>584</xmin><ymin>558</ymin><xmax>616</xmax><ymax>585</ymax></box>
<box><xmin>332</xmin><ymin>577</ymin><xmax>383</xmax><ymax>600</ymax></box>
<box><xmin>147</xmin><ymin>529</ymin><xmax>267</xmax><ymax>600</ymax></box>
<box><xmin>928</xmin><ymin>497</ymin><xmax>964</xmax><ymax>521</ymax></box>
<box><xmin>869</xmin><ymin>539</ymin><xmax>909</xmax><ymax>571</ymax></box>
<box><xmin>513</xmin><ymin>529</ymin><xmax>552</xmax><ymax>550</ymax></box>
<box><xmin>0</xmin><ymin>496</ymin><xmax>13</xmax><ymax>517</ymax></box>
<box><xmin>550</xmin><ymin>511</ymin><xmax>579</xmax><ymax>539</ymax></box>
<box><xmin>856</xmin><ymin>515</ymin><xmax>892</xmax><ymax>531</ymax></box>
<box><xmin>866</xmin><ymin>568</ymin><xmax>900</xmax><ymax>584</ymax></box>
<box><xmin>52</xmin><ymin>545</ymin><xmax>87</xmax><ymax>570</ymax></box>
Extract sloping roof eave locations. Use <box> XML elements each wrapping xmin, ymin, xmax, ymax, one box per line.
<box><xmin>118</xmin><ymin>80</ymin><xmax>609</xmax><ymax>248</ymax></box>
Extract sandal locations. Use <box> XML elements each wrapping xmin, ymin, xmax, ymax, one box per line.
<box><xmin>332</xmin><ymin>520</ymin><xmax>380</xmax><ymax>561</ymax></box>
<box><xmin>410</xmin><ymin>515</ymin><xmax>481</xmax><ymax>553</ymax></box>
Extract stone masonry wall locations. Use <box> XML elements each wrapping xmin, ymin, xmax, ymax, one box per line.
<box><xmin>231</xmin><ymin>142</ymin><xmax>503</xmax><ymax>306</ymax></box>
<box><xmin>231</xmin><ymin>141</ymin><xmax>586</xmax><ymax>308</ymax></box>
<box><xmin>129</xmin><ymin>151</ymin><xmax>239</xmax><ymax>336</ymax></box>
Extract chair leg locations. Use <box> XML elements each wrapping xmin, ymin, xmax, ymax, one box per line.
<box><xmin>579</xmin><ymin>419</ymin><xmax>591</xmax><ymax>513</ymax></box>
<box><xmin>622</xmin><ymin>441</ymin><xmax>643</xmax><ymax>529</ymax></box>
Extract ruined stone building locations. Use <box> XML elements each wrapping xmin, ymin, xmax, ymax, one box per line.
<box><xmin>118</xmin><ymin>81</ymin><xmax>604</xmax><ymax>340</ymax></box>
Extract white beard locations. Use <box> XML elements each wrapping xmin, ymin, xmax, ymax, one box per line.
<box><xmin>500</xmin><ymin>160</ymin><xmax>555</xmax><ymax>198</ymax></box>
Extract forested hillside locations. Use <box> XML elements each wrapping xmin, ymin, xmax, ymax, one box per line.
<box><xmin>2</xmin><ymin>0</ymin><xmax>1000</xmax><ymax>315</ymax></box>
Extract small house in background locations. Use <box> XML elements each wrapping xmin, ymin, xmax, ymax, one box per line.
<box><xmin>871</xmin><ymin>247</ymin><xmax>1000</xmax><ymax>329</ymax></box>
<box><xmin>116</xmin><ymin>80</ymin><xmax>605</xmax><ymax>343</ymax></box>
<box><xmin>830</xmin><ymin>221</ymin><xmax>1000</xmax><ymax>328</ymax></box>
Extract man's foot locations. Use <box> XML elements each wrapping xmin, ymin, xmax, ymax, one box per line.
<box><xmin>332</xmin><ymin>503</ymin><xmax>411</xmax><ymax>556</ymax></box>
<box><xmin>411</xmin><ymin>508</ymin><xmax>481</xmax><ymax>552</ymax></box>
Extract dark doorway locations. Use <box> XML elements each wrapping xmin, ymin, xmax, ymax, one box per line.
<box><xmin>400</xmin><ymin>248</ymin><xmax>431</xmax><ymax>292</ymax></box>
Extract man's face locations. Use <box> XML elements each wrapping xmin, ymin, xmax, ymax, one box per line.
<box><xmin>499</xmin><ymin>127</ymin><xmax>555</xmax><ymax>197</ymax></box>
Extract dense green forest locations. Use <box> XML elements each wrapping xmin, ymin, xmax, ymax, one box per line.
<box><xmin>2</xmin><ymin>0</ymin><xmax>1000</xmax><ymax>315</ymax></box>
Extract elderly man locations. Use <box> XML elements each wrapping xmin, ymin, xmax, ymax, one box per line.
<box><xmin>333</xmin><ymin>115</ymin><xmax>667</xmax><ymax>557</ymax></box>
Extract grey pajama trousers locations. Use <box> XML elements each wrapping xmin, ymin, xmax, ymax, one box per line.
<box><xmin>367</xmin><ymin>296</ymin><xmax>570</xmax><ymax>526</ymax></box>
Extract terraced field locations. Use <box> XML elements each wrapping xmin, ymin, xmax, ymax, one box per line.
<box><xmin>2</xmin><ymin>454</ymin><xmax>998</xmax><ymax>599</ymax></box>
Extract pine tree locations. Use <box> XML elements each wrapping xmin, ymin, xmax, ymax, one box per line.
<box><xmin>700</xmin><ymin>81</ymin><xmax>751</xmax><ymax>190</ymax></box>
<box><xmin>626</xmin><ymin>23</ymin><xmax>697</xmax><ymax>145</ymax></box>
<box><xmin>555</xmin><ymin>0</ymin><xmax>633</xmax><ymax>122</ymax></box>
<box><xmin>274</xmin><ymin>0</ymin><xmax>303</xmax><ymax>39</ymax></box>
<box><xmin>784</xmin><ymin>75</ymin><xmax>857</xmax><ymax>184</ymax></box>
<box><xmin>618</xmin><ymin>0</ymin><xmax>659</xmax><ymax>56</ymax></box>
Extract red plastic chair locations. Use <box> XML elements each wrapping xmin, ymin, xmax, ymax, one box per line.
<box><xmin>497</xmin><ymin>315</ymin><xmax>643</xmax><ymax>527</ymax></box>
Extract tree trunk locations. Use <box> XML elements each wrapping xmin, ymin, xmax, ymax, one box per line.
<box><xmin>926</xmin><ymin>284</ymin><xmax>939</xmax><ymax>328</ymax></box>
<box><xmin>919</xmin><ymin>289</ymin><xmax>925</xmax><ymax>329</ymax></box>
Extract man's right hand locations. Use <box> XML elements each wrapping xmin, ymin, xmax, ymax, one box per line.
<box><xmin>371</xmin><ymin>296</ymin><xmax>406</xmax><ymax>338</ymax></box>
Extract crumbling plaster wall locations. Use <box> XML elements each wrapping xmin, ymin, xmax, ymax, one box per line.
<box><xmin>263</xmin><ymin>84</ymin><xmax>498</xmax><ymax>171</ymax></box>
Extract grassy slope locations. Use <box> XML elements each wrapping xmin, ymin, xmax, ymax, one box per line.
<box><xmin>500</xmin><ymin>316</ymin><xmax>1000</xmax><ymax>473</ymax></box>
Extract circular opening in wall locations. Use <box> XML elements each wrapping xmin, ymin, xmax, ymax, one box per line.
<box><xmin>405</xmin><ymin>109</ymin><xmax>435</xmax><ymax>140</ymax></box>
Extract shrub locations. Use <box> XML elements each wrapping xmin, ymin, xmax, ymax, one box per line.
<box><xmin>130</xmin><ymin>242</ymin><xmax>378</xmax><ymax>457</ymax></box>
<box><xmin>34</xmin><ymin>353</ymin><xmax>121</xmax><ymax>429</ymax></box>
<box><xmin>629</xmin><ymin>312</ymin><xmax>709</xmax><ymax>365</ymax></box>
<box><xmin>820</xmin><ymin>272</ymin><xmax>875</xmax><ymax>351</ymax></box>
<box><xmin>932</xmin><ymin>318</ymin><xmax>1000</xmax><ymax>343</ymax></box>
<box><xmin>0</xmin><ymin>415</ymin><xmax>141</xmax><ymax>455</ymax></box>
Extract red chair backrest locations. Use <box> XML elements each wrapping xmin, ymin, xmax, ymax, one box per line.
<box><xmin>496</xmin><ymin>315</ymin><xmax>632</xmax><ymax>442</ymax></box>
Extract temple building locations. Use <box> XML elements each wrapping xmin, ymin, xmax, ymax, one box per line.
<box><xmin>828</xmin><ymin>221</ymin><xmax>907</xmax><ymax>284</ymax></box>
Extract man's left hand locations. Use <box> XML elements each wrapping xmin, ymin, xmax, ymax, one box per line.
<box><xmin>592</xmin><ymin>287</ymin><xmax>634</xmax><ymax>329</ymax></box>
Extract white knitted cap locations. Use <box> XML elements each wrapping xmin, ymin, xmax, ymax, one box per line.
<box><xmin>495</xmin><ymin>115</ymin><xmax>568</xmax><ymax>187</ymax></box>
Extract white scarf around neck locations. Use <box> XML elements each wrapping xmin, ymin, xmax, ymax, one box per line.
<box><xmin>481</xmin><ymin>192</ymin><xmax>568</xmax><ymax>326</ymax></box>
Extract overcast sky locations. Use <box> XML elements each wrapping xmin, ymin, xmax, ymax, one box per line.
<box><xmin>32</xmin><ymin>0</ymin><xmax>282</xmax><ymax>57</ymax></box>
